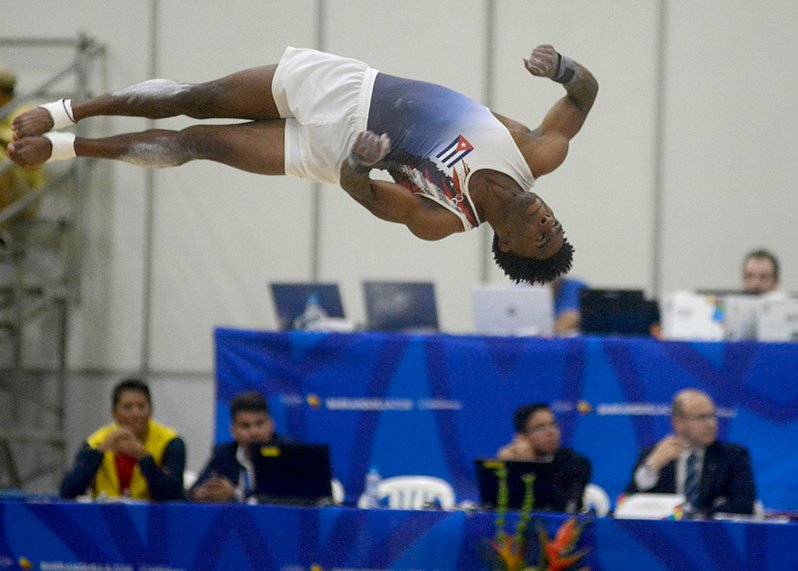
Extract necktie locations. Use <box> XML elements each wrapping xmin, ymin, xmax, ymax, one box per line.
<box><xmin>684</xmin><ymin>453</ymin><xmax>700</xmax><ymax>507</ymax></box>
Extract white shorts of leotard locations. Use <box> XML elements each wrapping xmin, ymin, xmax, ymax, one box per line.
<box><xmin>272</xmin><ymin>46</ymin><xmax>378</xmax><ymax>184</ymax></box>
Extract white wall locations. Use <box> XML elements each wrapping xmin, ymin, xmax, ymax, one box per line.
<box><xmin>3</xmin><ymin>0</ymin><xmax>797</xmax><ymax>479</ymax></box>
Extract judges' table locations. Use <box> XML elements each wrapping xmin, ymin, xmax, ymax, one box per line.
<box><xmin>215</xmin><ymin>329</ymin><xmax>798</xmax><ymax>510</ymax></box>
<box><xmin>0</xmin><ymin>500</ymin><xmax>795</xmax><ymax>570</ymax></box>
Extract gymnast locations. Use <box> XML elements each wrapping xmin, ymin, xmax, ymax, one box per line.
<box><xmin>8</xmin><ymin>44</ymin><xmax>598</xmax><ymax>284</ymax></box>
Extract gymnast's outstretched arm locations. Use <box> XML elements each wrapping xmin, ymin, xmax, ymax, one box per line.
<box><xmin>521</xmin><ymin>44</ymin><xmax>598</xmax><ymax>177</ymax></box>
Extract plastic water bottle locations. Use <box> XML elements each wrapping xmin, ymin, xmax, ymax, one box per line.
<box><xmin>293</xmin><ymin>293</ymin><xmax>328</xmax><ymax>330</ymax></box>
<box><xmin>364</xmin><ymin>466</ymin><xmax>381</xmax><ymax>508</ymax></box>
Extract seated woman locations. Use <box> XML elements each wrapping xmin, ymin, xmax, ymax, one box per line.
<box><xmin>60</xmin><ymin>378</ymin><xmax>186</xmax><ymax>501</ymax></box>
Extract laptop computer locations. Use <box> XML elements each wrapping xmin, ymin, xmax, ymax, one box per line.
<box><xmin>580</xmin><ymin>289</ymin><xmax>656</xmax><ymax>336</ymax></box>
<box><xmin>250</xmin><ymin>443</ymin><xmax>333</xmax><ymax>505</ymax></box>
<box><xmin>722</xmin><ymin>294</ymin><xmax>762</xmax><ymax>340</ymax></box>
<box><xmin>269</xmin><ymin>282</ymin><xmax>345</xmax><ymax>330</ymax></box>
<box><xmin>472</xmin><ymin>284</ymin><xmax>554</xmax><ymax>336</ymax></box>
<box><xmin>661</xmin><ymin>291</ymin><xmax>725</xmax><ymax>341</ymax></box>
<box><xmin>757</xmin><ymin>297</ymin><xmax>798</xmax><ymax>341</ymax></box>
<box><xmin>362</xmin><ymin>280</ymin><xmax>439</xmax><ymax>332</ymax></box>
<box><xmin>474</xmin><ymin>459</ymin><xmax>558</xmax><ymax>511</ymax></box>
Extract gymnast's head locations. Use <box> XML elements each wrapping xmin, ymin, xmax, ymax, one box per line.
<box><xmin>491</xmin><ymin>193</ymin><xmax>573</xmax><ymax>284</ymax></box>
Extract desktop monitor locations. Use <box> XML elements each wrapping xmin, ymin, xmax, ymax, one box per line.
<box><xmin>250</xmin><ymin>443</ymin><xmax>333</xmax><ymax>506</ymax></box>
<box><xmin>269</xmin><ymin>282</ymin><xmax>345</xmax><ymax>330</ymax></box>
<box><xmin>362</xmin><ymin>281</ymin><xmax>439</xmax><ymax>332</ymax></box>
<box><xmin>580</xmin><ymin>289</ymin><xmax>655</xmax><ymax>336</ymax></box>
<box><xmin>474</xmin><ymin>459</ymin><xmax>558</xmax><ymax>511</ymax></box>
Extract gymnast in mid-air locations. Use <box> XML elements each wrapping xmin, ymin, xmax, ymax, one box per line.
<box><xmin>8</xmin><ymin>43</ymin><xmax>598</xmax><ymax>284</ymax></box>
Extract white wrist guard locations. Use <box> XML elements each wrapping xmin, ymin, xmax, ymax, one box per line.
<box><xmin>40</xmin><ymin>99</ymin><xmax>76</xmax><ymax>131</ymax></box>
<box><xmin>43</xmin><ymin>132</ymin><xmax>77</xmax><ymax>161</ymax></box>
<box><xmin>553</xmin><ymin>54</ymin><xmax>576</xmax><ymax>84</ymax></box>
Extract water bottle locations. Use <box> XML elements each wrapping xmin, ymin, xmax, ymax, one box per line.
<box><xmin>364</xmin><ymin>466</ymin><xmax>381</xmax><ymax>508</ymax></box>
<box><xmin>293</xmin><ymin>293</ymin><xmax>328</xmax><ymax>330</ymax></box>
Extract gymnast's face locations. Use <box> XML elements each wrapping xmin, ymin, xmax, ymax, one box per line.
<box><xmin>501</xmin><ymin>193</ymin><xmax>564</xmax><ymax>260</ymax></box>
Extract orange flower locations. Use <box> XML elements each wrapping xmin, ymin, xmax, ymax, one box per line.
<box><xmin>552</xmin><ymin>518</ymin><xmax>578</xmax><ymax>550</ymax></box>
<box><xmin>544</xmin><ymin>548</ymin><xmax>585</xmax><ymax>571</ymax></box>
<box><xmin>491</xmin><ymin>534</ymin><xmax>526</xmax><ymax>571</ymax></box>
<box><xmin>539</xmin><ymin>519</ymin><xmax>588</xmax><ymax>571</ymax></box>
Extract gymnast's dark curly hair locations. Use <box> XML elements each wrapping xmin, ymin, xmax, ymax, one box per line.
<box><xmin>491</xmin><ymin>232</ymin><xmax>574</xmax><ymax>285</ymax></box>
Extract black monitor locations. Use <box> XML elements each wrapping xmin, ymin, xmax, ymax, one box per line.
<box><xmin>270</xmin><ymin>282</ymin><xmax>345</xmax><ymax>330</ymax></box>
<box><xmin>474</xmin><ymin>459</ymin><xmax>559</xmax><ymax>511</ymax></box>
<box><xmin>579</xmin><ymin>288</ymin><xmax>657</xmax><ymax>336</ymax></box>
<box><xmin>362</xmin><ymin>281</ymin><xmax>439</xmax><ymax>332</ymax></box>
<box><xmin>250</xmin><ymin>443</ymin><xmax>333</xmax><ymax>506</ymax></box>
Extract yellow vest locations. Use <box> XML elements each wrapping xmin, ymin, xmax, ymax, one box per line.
<box><xmin>86</xmin><ymin>419</ymin><xmax>178</xmax><ymax>500</ymax></box>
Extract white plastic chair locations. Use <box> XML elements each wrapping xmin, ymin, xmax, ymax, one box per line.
<box><xmin>330</xmin><ymin>478</ymin><xmax>345</xmax><ymax>505</ymax></box>
<box><xmin>358</xmin><ymin>476</ymin><xmax>456</xmax><ymax>510</ymax></box>
<box><xmin>183</xmin><ymin>470</ymin><xmax>198</xmax><ymax>491</ymax></box>
<box><xmin>582</xmin><ymin>483</ymin><xmax>611</xmax><ymax>516</ymax></box>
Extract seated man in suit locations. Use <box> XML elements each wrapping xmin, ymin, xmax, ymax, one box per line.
<box><xmin>497</xmin><ymin>402</ymin><xmax>591</xmax><ymax>513</ymax></box>
<box><xmin>189</xmin><ymin>391</ymin><xmax>292</xmax><ymax>502</ymax></box>
<box><xmin>625</xmin><ymin>388</ymin><xmax>756</xmax><ymax>516</ymax></box>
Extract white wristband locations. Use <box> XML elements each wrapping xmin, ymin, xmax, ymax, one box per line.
<box><xmin>43</xmin><ymin>132</ymin><xmax>77</xmax><ymax>161</ymax></box>
<box><xmin>40</xmin><ymin>99</ymin><xmax>76</xmax><ymax>131</ymax></box>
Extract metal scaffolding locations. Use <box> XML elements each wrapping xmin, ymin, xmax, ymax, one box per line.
<box><xmin>0</xmin><ymin>35</ymin><xmax>105</xmax><ymax>492</ymax></box>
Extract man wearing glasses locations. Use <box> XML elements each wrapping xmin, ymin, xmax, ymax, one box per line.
<box><xmin>497</xmin><ymin>402</ymin><xmax>591</xmax><ymax>513</ymax></box>
<box><xmin>626</xmin><ymin>388</ymin><xmax>755</xmax><ymax>516</ymax></box>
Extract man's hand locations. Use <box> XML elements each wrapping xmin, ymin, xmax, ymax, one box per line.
<box><xmin>497</xmin><ymin>434</ymin><xmax>535</xmax><ymax>461</ymax></box>
<box><xmin>347</xmin><ymin>131</ymin><xmax>391</xmax><ymax>172</ymax></box>
<box><xmin>114</xmin><ymin>435</ymin><xmax>148</xmax><ymax>461</ymax></box>
<box><xmin>645</xmin><ymin>434</ymin><xmax>686</xmax><ymax>471</ymax></box>
<box><xmin>99</xmin><ymin>427</ymin><xmax>148</xmax><ymax>460</ymax></box>
<box><xmin>190</xmin><ymin>476</ymin><xmax>237</xmax><ymax>503</ymax></box>
<box><xmin>524</xmin><ymin>44</ymin><xmax>560</xmax><ymax>79</ymax></box>
<box><xmin>524</xmin><ymin>44</ymin><xmax>577</xmax><ymax>85</ymax></box>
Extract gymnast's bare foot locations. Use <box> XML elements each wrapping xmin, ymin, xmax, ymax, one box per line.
<box><xmin>12</xmin><ymin>107</ymin><xmax>55</xmax><ymax>139</ymax></box>
<box><xmin>7</xmin><ymin>137</ymin><xmax>52</xmax><ymax>169</ymax></box>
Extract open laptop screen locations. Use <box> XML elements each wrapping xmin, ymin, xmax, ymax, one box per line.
<box><xmin>269</xmin><ymin>282</ymin><xmax>345</xmax><ymax>330</ymax></box>
<box><xmin>250</xmin><ymin>443</ymin><xmax>333</xmax><ymax>505</ymax></box>
<box><xmin>474</xmin><ymin>458</ymin><xmax>558</xmax><ymax>511</ymax></box>
<box><xmin>580</xmin><ymin>289</ymin><xmax>655</xmax><ymax>336</ymax></box>
<box><xmin>472</xmin><ymin>285</ymin><xmax>554</xmax><ymax>336</ymax></box>
<box><xmin>362</xmin><ymin>281</ymin><xmax>439</xmax><ymax>332</ymax></box>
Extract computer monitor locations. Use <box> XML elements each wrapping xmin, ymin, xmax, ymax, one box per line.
<box><xmin>362</xmin><ymin>281</ymin><xmax>439</xmax><ymax>332</ymax></box>
<box><xmin>723</xmin><ymin>294</ymin><xmax>761</xmax><ymax>340</ymax></box>
<box><xmin>269</xmin><ymin>282</ymin><xmax>345</xmax><ymax>330</ymax></box>
<box><xmin>580</xmin><ymin>289</ymin><xmax>655</xmax><ymax>336</ymax></box>
<box><xmin>757</xmin><ymin>297</ymin><xmax>798</xmax><ymax>341</ymax></box>
<box><xmin>472</xmin><ymin>284</ymin><xmax>554</xmax><ymax>336</ymax></box>
<box><xmin>250</xmin><ymin>443</ymin><xmax>333</xmax><ymax>506</ymax></box>
<box><xmin>474</xmin><ymin>458</ymin><xmax>558</xmax><ymax>511</ymax></box>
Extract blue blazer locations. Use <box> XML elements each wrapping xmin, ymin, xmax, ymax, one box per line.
<box><xmin>626</xmin><ymin>440</ymin><xmax>755</xmax><ymax>515</ymax></box>
<box><xmin>189</xmin><ymin>434</ymin><xmax>292</xmax><ymax>500</ymax></box>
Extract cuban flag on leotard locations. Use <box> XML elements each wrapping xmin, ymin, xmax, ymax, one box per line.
<box><xmin>436</xmin><ymin>135</ymin><xmax>474</xmax><ymax>169</ymax></box>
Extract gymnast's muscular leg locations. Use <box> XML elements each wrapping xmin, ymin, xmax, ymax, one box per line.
<box><xmin>12</xmin><ymin>65</ymin><xmax>281</xmax><ymax>138</ymax></box>
<box><xmin>8</xmin><ymin>65</ymin><xmax>286</xmax><ymax>172</ymax></box>
<box><xmin>10</xmin><ymin>120</ymin><xmax>286</xmax><ymax>175</ymax></box>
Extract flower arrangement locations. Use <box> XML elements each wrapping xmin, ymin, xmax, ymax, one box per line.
<box><xmin>486</xmin><ymin>462</ymin><xmax>589</xmax><ymax>571</ymax></box>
